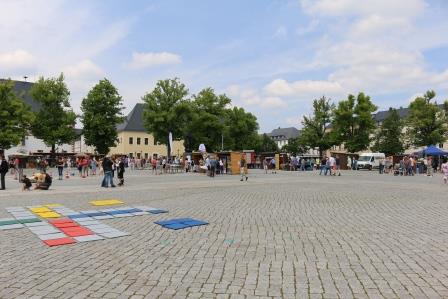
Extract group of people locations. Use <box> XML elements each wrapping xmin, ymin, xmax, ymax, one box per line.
<box><xmin>319</xmin><ymin>155</ymin><xmax>342</xmax><ymax>176</ymax></box>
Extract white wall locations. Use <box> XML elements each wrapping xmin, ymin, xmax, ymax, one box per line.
<box><xmin>4</xmin><ymin>134</ymin><xmax>95</xmax><ymax>158</ymax></box>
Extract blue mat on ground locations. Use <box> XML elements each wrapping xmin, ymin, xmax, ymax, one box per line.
<box><xmin>68</xmin><ymin>214</ymin><xmax>91</xmax><ymax>219</ymax></box>
<box><xmin>154</xmin><ymin>218</ymin><xmax>208</xmax><ymax>230</ymax></box>
<box><xmin>148</xmin><ymin>209</ymin><xmax>168</xmax><ymax>214</ymax></box>
<box><xmin>83</xmin><ymin>212</ymin><xmax>108</xmax><ymax>217</ymax></box>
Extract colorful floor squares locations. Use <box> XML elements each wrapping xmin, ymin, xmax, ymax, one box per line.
<box><xmin>1</xmin><ymin>201</ymin><xmax>179</xmax><ymax>247</ymax></box>
<box><xmin>90</xmin><ymin>199</ymin><xmax>124</xmax><ymax>206</ymax></box>
<box><xmin>43</xmin><ymin>237</ymin><xmax>76</xmax><ymax>247</ymax></box>
<box><xmin>154</xmin><ymin>218</ymin><xmax>208</xmax><ymax>230</ymax></box>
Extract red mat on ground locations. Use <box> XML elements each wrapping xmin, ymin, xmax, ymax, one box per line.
<box><xmin>59</xmin><ymin>227</ymin><xmax>93</xmax><ymax>237</ymax></box>
<box><xmin>48</xmin><ymin>218</ymin><xmax>75</xmax><ymax>225</ymax></box>
<box><xmin>53</xmin><ymin>222</ymin><xmax>78</xmax><ymax>228</ymax></box>
<box><xmin>43</xmin><ymin>237</ymin><xmax>76</xmax><ymax>247</ymax></box>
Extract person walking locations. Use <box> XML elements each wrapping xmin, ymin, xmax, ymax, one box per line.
<box><xmin>442</xmin><ymin>159</ymin><xmax>448</xmax><ymax>184</ymax></box>
<box><xmin>335</xmin><ymin>155</ymin><xmax>341</xmax><ymax>176</ymax></box>
<box><xmin>117</xmin><ymin>157</ymin><xmax>125</xmax><ymax>186</ymax></box>
<box><xmin>240</xmin><ymin>156</ymin><xmax>248</xmax><ymax>181</ymax></box>
<box><xmin>101</xmin><ymin>156</ymin><xmax>115</xmax><ymax>188</ymax></box>
<box><xmin>0</xmin><ymin>155</ymin><xmax>8</xmax><ymax>190</ymax></box>
<box><xmin>270</xmin><ymin>157</ymin><xmax>276</xmax><ymax>174</ymax></box>
<box><xmin>57</xmin><ymin>157</ymin><xmax>64</xmax><ymax>180</ymax></box>
<box><xmin>427</xmin><ymin>156</ymin><xmax>434</xmax><ymax>176</ymax></box>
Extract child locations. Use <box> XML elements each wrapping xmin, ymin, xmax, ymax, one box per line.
<box><xmin>442</xmin><ymin>160</ymin><xmax>448</xmax><ymax>184</ymax></box>
<box><xmin>22</xmin><ymin>175</ymin><xmax>32</xmax><ymax>191</ymax></box>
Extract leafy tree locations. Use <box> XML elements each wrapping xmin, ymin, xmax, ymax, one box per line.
<box><xmin>223</xmin><ymin>107</ymin><xmax>259</xmax><ymax>151</ymax></box>
<box><xmin>299</xmin><ymin>96</ymin><xmax>334</xmax><ymax>157</ymax></box>
<box><xmin>406</xmin><ymin>90</ymin><xmax>447</xmax><ymax>147</ymax></box>
<box><xmin>30</xmin><ymin>74</ymin><xmax>77</xmax><ymax>155</ymax></box>
<box><xmin>371</xmin><ymin>108</ymin><xmax>404</xmax><ymax>155</ymax></box>
<box><xmin>0</xmin><ymin>80</ymin><xmax>34</xmax><ymax>152</ymax></box>
<box><xmin>281</xmin><ymin>137</ymin><xmax>308</xmax><ymax>156</ymax></box>
<box><xmin>331</xmin><ymin>92</ymin><xmax>377</xmax><ymax>153</ymax></box>
<box><xmin>186</xmin><ymin>88</ymin><xmax>230</xmax><ymax>152</ymax></box>
<box><xmin>142</xmin><ymin>78</ymin><xmax>191</xmax><ymax>158</ymax></box>
<box><xmin>81</xmin><ymin>79</ymin><xmax>124</xmax><ymax>155</ymax></box>
<box><xmin>251</xmin><ymin>134</ymin><xmax>278</xmax><ymax>153</ymax></box>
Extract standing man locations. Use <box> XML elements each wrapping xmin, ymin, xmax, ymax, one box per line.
<box><xmin>0</xmin><ymin>155</ymin><xmax>8</xmax><ymax>190</ymax></box>
<box><xmin>240</xmin><ymin>155</ymin><xmax>248</xmax><ymax>181</ymax></box>
<box><xmin>117</xmin><ymin>157</ymin><xmax>125</xmax><ymax>186</ymax></box>
<box><xmin>101</xmin><ymin>156</ymin><xmax>115</xmax><ymax>188</ymax></box>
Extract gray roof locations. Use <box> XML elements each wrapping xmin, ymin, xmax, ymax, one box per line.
<box><xmin>0</xmin><ymin>79</ymin><xmax>41</xmax><ymax>112</ymax></box>
<box><xmin>117</xmin><ymin>103</ymin><xmax>146</xmax><ymax>132</ymax></box>
<box><xmin>267</xmin><ymin>127</ymin><xmax>300</xmax><ymax>141</ymax></box>
<box><xmin>373</xmin><ymin>107</ymin><xmax>410</xmax><ymax>123</ymax></box>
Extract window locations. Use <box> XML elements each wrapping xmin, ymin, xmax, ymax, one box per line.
<box><xmin>144</xmin><ymin>138</ymin><xmax>148</xmax><ymax>145</ymax></box>
<box><xmin>144</xmin><ymin>153</ymin><xmax>148</xmax><ymax>159</ymax></box>
<box><xmin>137</xmin><ymin>137</ymin><xmax>141</xmax><ymax>145</ymax></box>
<box><xmin>137</xmin><ymin>153</ymin><xmax>141</xmax><ymax>159</ymax></box>
<box><xmin>129</xmin><ymin>137</ymin><xmax>133</xmax><ymax>144</ymax></box>
<box><xmin>129</xmin><ymin>153</ymin><xmax>133</xmax><ymax>158</ymax></box>
<box><xmin>153</xmin><ymin>139</ymin><xmax>157</xmax><ymax>145</ymax></box>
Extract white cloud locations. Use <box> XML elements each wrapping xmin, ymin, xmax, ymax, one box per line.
<box><xmin>126</xmin><ymin>52</ymin><xmax>182</xmax><ymax>69</ymax></box>
<box><xmin>0</xmin><ymin>49</ymin><xmax>36</xmax><ymax>71</ymax></box>
<box><xmin>226</xmin><ymin>85</ymin><xmax>287</xmax><ymax>109</ymax></box>
<box><xmin>296</xmin><ymin>19</ymin><xmax>319</xmax><ymax>36</ymax></box>
<box><xmin>264</xmin><ymin>78</ymin><xmax>345</xmax><ymax>97</ymax></box>
<box><xmin>64</xmin><ymin>59</ymin><xmax>104</xmax><ymax>79</ymax></box>
<box><xmin>300</xmin><ymin>0</ymin><xmax>427</xmax><ymax>18</ymax></box>
<box><xmin>273</xmin><ymin>26</ymin><xmax>288</xmax><ymax>39</ymax></box>
<box><xmin>261</xmin><ymin>97</ymin><xmax>287</xmax><ymax>108</ymax></box>
<box><xmin>350</xmin><ymin>14</ymin><xmax>412</xmax><ymax>38</ymax></box>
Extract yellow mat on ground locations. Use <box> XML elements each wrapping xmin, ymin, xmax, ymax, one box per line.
<box><xmin>90</xmin><ymin>199</ymin><xmax>124</xmax><ymax>206</ymax></box>
<box><xmin>36</xmin><ymin>212</ymin><xmax>61</xmax><ymax>218</ymax></box>
<box><xmin>30</xmin><ymin>207</ymin><xmax>52</xmax><ymax>213</ymax></box>
<box><xmin>44</xmin><ymin>204</ymin><xmax>62</xmax><ymax>207</ymax></box>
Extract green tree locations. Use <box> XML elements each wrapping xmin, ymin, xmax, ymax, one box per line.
<box><xmin>299</xmin><ymin>96</ymin><xmax>334</xmax><ymax>157</ymax></box>
<box><xmin>142</xmin><ymin>78</ymin><xmax>191</xmax><ymax>158</ymax></box>
<box><xmin>223</xmin><ymin>107</ymin><xmax>259</xmax><ymax>151</ymax></box>
<box><xmin>251</xmin><ymin>134</ymin><xmax>279</xmax><ymax>153</ymax></box>
<box><xmin>406</xmin><ymin>90</ymin><xmax>447</xmax><ymax>147</ymax></box>
<box><xmin>81</xmin><ymin>79</ymin><xmax>124</xmax><ymax>155</ymax></box>
<box><xmin>186</xmin><ymin>88</ymin><xmax>230</xmax><ymax>152</ymax></box>
<box><xmin>371</xmin><ymin>108</ymin><xmax>404</xmax><ymax>155</ymax></box>
<box><xmin>30</xmin><ymin>74</ymin><xmax>77</xmax><ymax>155</ymax></box>
<box><xmin>331</xmin><ymin>92</ymin><xmax>377</xmax><ymax>153</ymax></box>
<box><xmin>281</xmin><ymin>137</ymin><xmax>308</xmax><ymax>156</ymax></box>
<box><xmin>0</xmin><ymin>80</ymin><xmax>34</xmax><ymax>151</ymax></box>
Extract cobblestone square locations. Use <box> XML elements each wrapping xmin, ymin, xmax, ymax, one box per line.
<box><xmin>1</xmin><ymin>170</ymin><xmax>448</xmax><ymax>298</ymax></box>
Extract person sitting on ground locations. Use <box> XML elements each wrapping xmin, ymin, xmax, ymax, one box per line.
<box><xmin>22</xmin><ymin>175</ymin><xmax>32</xmax><ymax>191</ymax></box>
<box><xmin>34</xmin><ymin>171</ymin><xmax>52</xmax><ymax>190</ymax></box>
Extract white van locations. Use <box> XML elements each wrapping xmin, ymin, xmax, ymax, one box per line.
<box><xmin>356</xmin><ymin>153</ymin><xmax>385</xmax><ymax>170</ymax></box>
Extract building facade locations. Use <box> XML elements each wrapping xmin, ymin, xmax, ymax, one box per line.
<box><xmin>108</xmin><ymin>103</ymin><xmax>184</xmax><ymax>158</ymax></box>
<box><xmin>266</xmin><ymin>127</ymin><xmax>300</xmax><ymax>149</ymax></box>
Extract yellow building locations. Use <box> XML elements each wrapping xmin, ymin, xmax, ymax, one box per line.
<box><xmin>109</xmin><ymin>103</ymin><xmax>185</xmax><ymax>159</ymax></box>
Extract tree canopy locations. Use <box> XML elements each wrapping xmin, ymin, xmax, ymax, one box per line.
<box><xmin>81</xmin><ymin>79</ymin><xmax>124</xmax><ymax>155</ymax></box>
<box><xmin>186</xmin><ymin>88</ymin><xmax>230</xmax><ymax>152</ymax></box>
<box><xmin>0</xmin><ymin>80</ymin><xmax>34</xmax><ymax>151</ymax></box>
<box><xmin>142</xmin><ymin>78</ymin><xmax>191</xmax><ymax>157</ymax></box>
<box><xmin>371</xmin><ymin>108</ymin><xmax>404</xmax><ymax>155</ymax></box>
<box><xmin>30</xmin><ymin>74</ymin><xmax>77</xmax><ymax>154</ymax></box>
<box><xmin>251</xmin><ymin>134</ymin><xmax>278</xmax><ymax>153</ymax></box>
<box><xmin>299</xmin><ymin>96</ymin><xmax>334</xmax><ymax>157</ymax></box>
<box><xmin>331</xmin><ymin>92</ymin><xmax>377</xmax><ymax>153</ymax></box>
<box><xmin>405</xmin><ymin>90</ymin><xmax>447</xmax><ymax>147</ymax></box>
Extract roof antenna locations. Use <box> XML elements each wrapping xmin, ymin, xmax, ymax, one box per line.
<box><xmin>23</xmin><ymin>76</ymin><xmax>28</xmax><ymax>81</ymax></box>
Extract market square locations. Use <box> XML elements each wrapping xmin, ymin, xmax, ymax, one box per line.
<box><xmin>1</xmin><ymin>170</ymin><xmax>448</xmax><ymax>298</ymax></box>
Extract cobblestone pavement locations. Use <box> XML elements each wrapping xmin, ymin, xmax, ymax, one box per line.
<box><xmin>1</xmin><ymin>169</ymin><xmax>448</xmax><ymax>299</ymax></box>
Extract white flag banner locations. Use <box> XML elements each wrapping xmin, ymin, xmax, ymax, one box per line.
<box><xmin>169</xmin><ymin>132</ymin><xmax>173</xmax><ymax>155</ymax></box>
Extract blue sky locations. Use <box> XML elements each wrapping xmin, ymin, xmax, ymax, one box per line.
<box><xmin>1</xmin><ymin>0</ymin><xmax>448</xmax><ymax>133</ymax></box>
